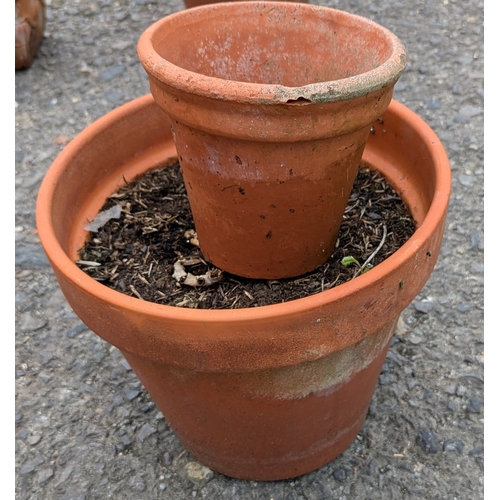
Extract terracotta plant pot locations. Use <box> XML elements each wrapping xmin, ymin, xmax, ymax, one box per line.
<box><xmin>183</xmin><ymin>0</ymin><xmax>307</xmax><ymax>9</ymax></box>
<box><xmin>137</xmin><ymin>2</ymin><xmax>408</xmax><ymax>279</ymax></box>
<box><xmin>15</xmin><ymin>0</ymin><xmax>46</xmax><ymax>70</ymax></box>
<box><xmin>36</xmin><ymin>95</ymin><xmax>450</xmax><ymax>481</ymax></box>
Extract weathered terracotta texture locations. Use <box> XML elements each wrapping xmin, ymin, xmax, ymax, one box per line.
<box><xmin>137</xmin><ymin>2</ymin><xmax>408</xmax><ymax>279</ymax></box>
<box><xmin>36</xmin><ymin>95</ymin><xmax>451</xmax><ymax>480</ymax></box>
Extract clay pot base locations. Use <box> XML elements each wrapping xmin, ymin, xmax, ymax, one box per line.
<box><xmin>77</xmin><ymin>163</ymin><xmax>415</xmax><ymax>308</ymax></box>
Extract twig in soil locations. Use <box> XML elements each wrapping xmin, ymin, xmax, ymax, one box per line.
<box><xmin>129</xmin><ymin>284</ymin><xmax>144</xmax><ymax>300</ymax></box>
<box><xmin>353</xmin><ymin>224</ymin><xmax>388</xmax><ymax>278</ymax></box>
<box><xmin>75</xmin><ymin>260</ymin><xmax>101</xmax><ymax>267</ymax></box>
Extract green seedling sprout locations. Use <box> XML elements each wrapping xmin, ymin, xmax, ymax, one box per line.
<box><xmin>341</xmin><ymin>256</ymin><xmax>373</xmax><ymax>274</ymax></box>
<box><xmin>341</xmin><ymin>224</ymin><xmax>388</xmax><ymax>278</ymax></box>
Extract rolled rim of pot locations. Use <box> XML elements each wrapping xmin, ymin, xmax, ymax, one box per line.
<box><xmin>137</xmin><ymin>1</ymin><xmax>408</xmax><ymax>105</ymax></box>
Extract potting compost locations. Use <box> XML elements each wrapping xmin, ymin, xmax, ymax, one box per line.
<box><xmin>77</xmin><ymin>164</ymin><xmax>416</xmax><ymax>309</ymax></box>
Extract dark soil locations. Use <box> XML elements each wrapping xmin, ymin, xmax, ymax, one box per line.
<box><xmin>77</xmin><ymin>163</ymin><xmax>416</xmax><ymax>309</ymax></box>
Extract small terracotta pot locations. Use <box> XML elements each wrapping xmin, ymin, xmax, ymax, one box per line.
<box><xmin>15</xmin><ymin>0</ymin><xmax>46</xmax><ymax>70</ymax></box>
<box><xmin>36</xmin><ymin>95</ymin><xmax>450</xmax><ymax>481</ymax></box>
<box><xmin>183</xmin><ymin>0</ymin><xmax>307</xmax><ymax>9</ymax></box>
<box><xmin>137</xmin><ymin>2</ymin><xmax>407</xmax><ymax>279</ymax></box>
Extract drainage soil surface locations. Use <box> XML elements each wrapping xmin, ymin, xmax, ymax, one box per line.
<box><xmin>77</xmin><ymin>163</ymin><xmax>415</xmax><ymax>309</ymax></box>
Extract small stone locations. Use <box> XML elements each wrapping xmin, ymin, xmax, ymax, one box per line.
<box><xmin>333</xmin><ymin>466</ymin><xmax>351</xmax><ymax>483</ymax></box>
<box><xmin>423</xmin><ymin>390</ymin><xmax>433</xmax><ymax>401</ymax></box>
<box><xmin>27</xmin><ymin>434</ymin><xmax>42</xmax><ymax>445</ymax></box>
<box><xmin>120</xmin><ymin>434</ymin><xmax>132</xmax><ymax>447</ymax></box>
<box><xmin>54</xmin><ymin>466</ymin><xmax>74</xmax><ymax>487</ymax></box>
<box><xmin>386</xmin><ymin>350</ymin><xmax>408</xmax><ymax>366</ymax></box>
<box><xmin>66</xmin><ymin>323</ymin><xmax>88</xmax><ymax>338</ymax></box>
<box><xmin>99</xmin><ymin>65</ymin><xmax>125</xmax><ymax>82</ymax></box>
<box><xmin>469</xmin><ymin>230</ymin><xmax>480</xmax><ymax>250</ymax></box>
<box><xmin>37</xmin><ymin>467</ymin><xmax>54</xmax><ymax>484</ymax></box>
<box><xmin>416</xmin><ymin>427</ymin><xmax>439</xmax><ymax>454</ymax></box>
<box><xmin>164</xmin><ymin>452</ymin><xmax>172</xmax><ymax>466</ymax></box>
<box><xmin>39</xmin><ymin>350</ymin><xmax>54</xmax><ymax>365</ymax></box>
<box><xmin>425</xmin><ymin>97</ymin><xmax>441</xmax><ymax>109</ymax></box>
<box><xmin>458</xmin><ymin>175</ymin><xmax>475</xmax><ymax>187</ymax></box>
<box><xmin>129</xmin><ymin>476</ymin><xmax>146</xmax><ymax>492</ymax></box>
<box><xmin>367</xmin><ymin>460</ymin><xmax>377</xmax><ymax>476</ymax></box>
<box><xmin>407</xmin><ymin>378</ymin><xmax>420</xmax><ymax>390</ymax></box>
<box><xmin>125</xmin><ymin>389</ymin><xmax>141</xmax><ymax>401</ymax></box>
<box><xmin>379</xmin><ymin>373</ymin><xmax>397</xmax><ymax>385</ymax></box>
<box><xmin>17</xmin><ymin>312</ymin><xmax>45</xmax><ymax>333</ymax></box>
<box><xmin>83</xmin><ymin>384</ymin><xmax>95</xmax><ymax>394</ymax></box>
<box><xmin>443</xmin><ymin>439</ymin><xmax>464</xmax><ymax>454</ymax></box>
<box><xmin>17</xmin><ymin>428</ymin><xmax>29</xmax><ymax>439</ymax></box>
<box><xmin>408</xmin><ymin>335</ymin><xmax>423</xmax><ymax>345</ymax></box>
<box><xmin>444</xmin><ymin>384</ymin><xmax>456</xmax><ymax>395</ymax></box>
<box><xmin>137</xmin><ymin>422</ymin><xmax>157</xmax><ymax>443</ymax></box>
<box><xmin>413</xmin><ymin>300</ymin><xmax>434</xmax><ymax>314</ymax></box>
<box><xmin>456</xmin><ymin>386</ymin><xmax>467</xmax><ymax>397</ymax></box>
<box><xmin>113</xmin><ymin>395</ymin><xmax>124</xmax><ymax>405</ymax></box>
<box><xmin>447</xmin><ymin>400</ymin><xmax>457</xmax><ymax>411</ymax></box>
<box><xmin>114</xmin><ymin>11</ymin><xmax>129</xmax><ymax>21</ymax></box>
<box><xmin>112</xmin><ymin>41</ymin><xmax>133</xmax><ymax>51</ymax></box>
<box><xmin>184</xmin><ymin>461</ymin><xmax>214</xmax><ymax>483</ymax></box>
<box><xmin>470</xmin><ymin>262</ymin><xmax>483</xmax><ymax>274</ymax></box>
<box><xmin>139</xmin><ymin>403</ymin><xmax>153</xmax><ymax>412</ymax></box>
<box><xmin>380</xmin><ymin>363</ymin><xmax>390</xmax><ymax>374</ymax></box>
<box><xmin>20</xmin><ymin>464</ymin><xmax>35</xmax><ymax>475</ymax></box>
<box><xmin>120</xmin><ymin>358</ymin><xmax>133</xmax><ymax>371</ymax></box>
<box><xmin>456</xmin><ymin>303</ymin><xmax>472</xmax><ymax>313</ymax></box>
<box><xmin>468</xmin><ymin>445</ymin><xmax>484</xmax><ymax>456</ymax></box>
<box><xmin>457</xmin><ymin>105</ymin><xmax>483</xmax><ymax>119</ymax></box>
<box><xmin>467</xmin><ymin>397</ymin><xmax>483</xmax><ymax>413</ymax></box>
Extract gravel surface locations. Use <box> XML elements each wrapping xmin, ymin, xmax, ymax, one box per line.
<box><xmin>15</xmin><ymin>0</ymin><xmax>484</xmax><ymax>498</ymax></box>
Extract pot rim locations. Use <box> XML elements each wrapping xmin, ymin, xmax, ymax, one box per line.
<box><xmin>137</xmin><ymin>1</ymin><xmax>408</xmax><ymax>105</ymax></box>
<box><xmin>36</xmin><ymin>94</ymin><xmax>451</xmax><ymax>325</ymax></box>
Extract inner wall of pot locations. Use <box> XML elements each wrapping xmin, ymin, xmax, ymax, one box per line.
<box><xmin>153</xmin><ymin>5</ymin><xmax>395</xmax><ymax>86</ymax></box>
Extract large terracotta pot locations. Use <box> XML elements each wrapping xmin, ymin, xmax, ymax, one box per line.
<box><xmin>36</xmin><ymin>95</ymin><xmax>450</xmax><ymax>481</ymax></box>
<box><xmin>137</xmin><ymin>2</ymin><xmax>408</xmax><ymax>279</ymax></box>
